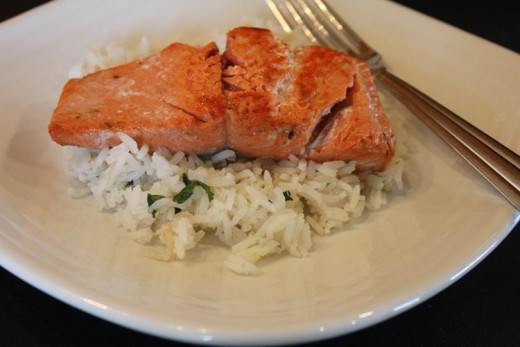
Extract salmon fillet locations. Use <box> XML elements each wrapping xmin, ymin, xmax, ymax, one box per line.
<box><xmin>223</xmin><ymin>27</ymin><xmax>394</xmax><ymax>171</ymax></box>
<box><xmin>48</xmin><ymin>42</ymin><xmax>226</xmax><ymax>153</ymax></box>
<box><xmin>223</xmin><ymin>27</ymin><xmax>357</xmax><ymax>160</ymax></box>
<box><xmin>303</xmin><ymin>62</ymin><xmax>395</xmax><ymax>171</ymax></box>
<box><xmin>49</xmin><ymin>27</ymin><xmax>395</xmax><ymax>172</ymax></box>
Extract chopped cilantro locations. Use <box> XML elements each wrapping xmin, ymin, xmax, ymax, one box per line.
<box><xmin>147</xmin><ymin>194</ymin><xmax>166</xmax><ymax>207</ymax></box>
<box><xmin>173</xmin><ymin>173</ymin><xmax>214</xmax><ymax>203</ymax></box>
<box><xmin>147</xmin><ymin>194</ymin><xmax>166</xmax><ymax>218</ymax></box>
<box><xmin>146</xmin><ymin>174</ymin><xmax>214</xmax><ymax>218</ymax></box>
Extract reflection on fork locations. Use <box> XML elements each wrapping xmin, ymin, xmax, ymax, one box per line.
<box><xmin>266</xmin><ymin>0</ymin><xmax>520</xmax><ymax>210</ymax></box>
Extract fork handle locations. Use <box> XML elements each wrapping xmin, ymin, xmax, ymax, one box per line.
<box><xmin>376</xmin><ymin>69</ymin><xmax>520</xmax><ymax>210</ymax></box>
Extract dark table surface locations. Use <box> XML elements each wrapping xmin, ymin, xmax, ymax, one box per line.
<box><xmin>1</xmin><ymin>1</ymin><xmax>519</xmax><ymax>346</ymax></box>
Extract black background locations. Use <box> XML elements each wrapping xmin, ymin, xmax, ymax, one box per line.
<box><xmin>1</xmin><ymin>1</ymin><xmax>519</xmax><ymax>346</ymax></box>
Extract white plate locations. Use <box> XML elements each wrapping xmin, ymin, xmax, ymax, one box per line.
<box><xmin>0</xmin><ymin>0</ymin><xmax>519</xmax><ymax>345</ymax></box>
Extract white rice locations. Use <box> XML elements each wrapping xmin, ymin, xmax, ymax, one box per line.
<box><xmin>64</xmin><ymin>27</ymin><xmax>407</xmax><ymax>275</ymax></box>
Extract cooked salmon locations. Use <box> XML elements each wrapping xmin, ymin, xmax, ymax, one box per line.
<box><xmin>303</xmin><ymin>61</ymin><xmax>395</xmax><ymax>171</ymax></box>
<box><xmin>48</xmin><ymin>42</ymin><xmax>226</xmax><ymax>153</ymax></box>
<box><xmin>49</xmin><ymin>27</ymin><xmax>395</xmax><ymax>172</ymax></box>
<box><xmin>223</xmin><ymin>27</ymin><xmax>394</xmax><ymax>171</ymax></box>
<box><xmin>223</xmin><ymin>27</ymin><xmax>357</xmax><ymax>160</ymax></box>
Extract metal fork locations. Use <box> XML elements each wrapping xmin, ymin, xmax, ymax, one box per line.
<box><xmin>266</xmin><ymin>0</ymin><xmax>520</xmax><ymax>210</ymax></box>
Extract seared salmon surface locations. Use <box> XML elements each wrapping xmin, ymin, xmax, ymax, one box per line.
<box><xmin>223</xmin><ymin>27</ymin><xmax>357</xmax><ymax>160</ymax></box>
<box><xmin>49</xmin><ymin>27</ymin><xmax>395</xmax><ymax>171</ymax></box>
<box><xmin>49</xmin><ymin>42</ymin><xmax>226</xmax><ymax>153</ymax></box>
<box><xmin>303</xmin><ymin>61</ymin><xmax>396</xmax><ymax>171</ymax></box>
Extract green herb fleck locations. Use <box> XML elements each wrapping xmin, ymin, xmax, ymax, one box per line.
<box><xmin>283</xmin><ymin>190</ymin><xmax>293</xmax><ymax>201</ymax></box>
<box><xmin>181</xmin><ymin>173</ymin><xmax>190</xmax><ymax>185</ymax></box>
<box><xmin>173</xmin><ymin>174</ymin><xmax>214</xmax><ymax>204</ymax></box>
<box><xmin>147</xmin><ymin>194</ymin><xmax>166</xmax><ymax>207</ymax></box>
<box><xmin>147</xmin><ymin>194</ymin><xmax>167</xmax><ymax>217</ymax></box>
<box><xmin>172</xmin><ymin>185</ymin><xmax>195</xmax><ymax>204</ymax></box>
<box><xmin>193</xmin><ymin>181</ymin><xmax>214</xmax><ymax>201</ymax></box>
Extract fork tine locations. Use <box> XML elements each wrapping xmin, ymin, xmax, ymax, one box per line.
<box><xmin>286</xmin><ymin>0</ymin><xmax>342</xmax><ymax>50</ymax></box>
<box><xmin>285</xmin><ymin>0</ymin><xmax>379</xmax><ymax>62</ymax></box>
<box><xmin>267</xmin><ymin>0</ymin><xmax>358</xmax><ymax>55</ymax></box>
<box><xmin>313</xmin><ymin>0</ymin><xmax>378</xmax><ymax>60</ymax></box>
<box><xmin>302</xmin><ymin>0</ymin><xmax>383</xmax><ymax>66</ymax></box>
<box><xmin>264</xmin><ymin>0</ymin><xmax>293</xmax><ymax>34</ymax></box>
<box><xmin>302</xmin><ymin>0</ymin><xmax>362</xmax><ymax>53</ymax></box>
<box><xmin>265</xmin><ymin>0</ymin><xmax>318</xmax><ymax>44</ymax></box>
